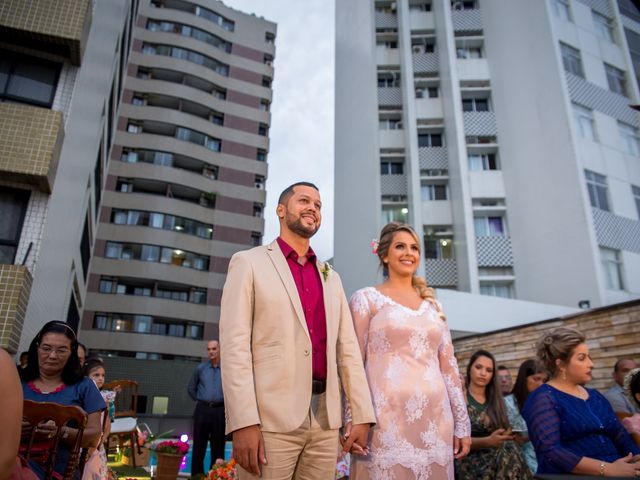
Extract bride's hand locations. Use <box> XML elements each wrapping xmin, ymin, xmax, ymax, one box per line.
<box><xmin>454</xmin><ymin>436</ymin><xmax>471</xmax><ymax>459</ymax></box>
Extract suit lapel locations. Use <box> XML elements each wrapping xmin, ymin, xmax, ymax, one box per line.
<box><xmin>266</xmin><ymin>240</ymin><xmax>310</xmax><ymax>340</ymax></box>
<box><xmin>316</xmin><ymin>260</ymin><xmax>333</xmax><ymax>334</ymax></box>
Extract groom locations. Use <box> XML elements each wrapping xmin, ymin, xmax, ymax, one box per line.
<box><xmin>219</xmin><ymin>182</ymin><xmax>375</xmax><ymax>479</ymax></box>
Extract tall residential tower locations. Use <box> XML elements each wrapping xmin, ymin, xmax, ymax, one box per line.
<box><xmin>335</xmin><ymin>0</ymin><xmax>640</xmax><ymax>318</ymax></box>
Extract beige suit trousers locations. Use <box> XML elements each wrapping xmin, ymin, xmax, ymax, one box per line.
<box><xmin>237</xmin><ymin>393</ymin><xmax>339</xmax><ymax>480</ymax></box>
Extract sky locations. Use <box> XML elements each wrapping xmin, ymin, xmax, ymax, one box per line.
<box><xmin>223</xmin><ymin>0</ymin><xmax>336</xmax><ymax>260</ymax></box>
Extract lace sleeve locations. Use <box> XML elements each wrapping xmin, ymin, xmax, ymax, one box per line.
<box><xmin>436</xmin><ymin>301</ymin><xmax>471</xmax><ymax>438</ymax></box>
<box><xmin>343</xmin><ymin>289</ymin><xmax>372</xmax><ymax>424</ymax></box>
<box><xmin>522</xmin><ymin>386</ymin><xmax>582</xmax><ymax>472</ymax></box>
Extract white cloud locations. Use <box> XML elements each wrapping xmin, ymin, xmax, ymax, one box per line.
<box><xmin>222</xmin><ymin>0</ymin><xmax>335</xmax><ymax>259</ymax></box>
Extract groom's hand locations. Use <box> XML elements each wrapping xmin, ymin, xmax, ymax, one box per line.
<box><xmin>232</xmin><ymin>424</ymin><xmax>267</xmax><ymax>476</ymax></box>
<box><xmin>342</xmin><ymin>423</ymin><xmax>370</xmax><ymax>455</ymax></box>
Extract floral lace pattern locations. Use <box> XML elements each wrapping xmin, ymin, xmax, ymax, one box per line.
<box><xmin>348</xmin><ymin>287</ymin><xmax>470</xmax><ymax>479</ymax></box>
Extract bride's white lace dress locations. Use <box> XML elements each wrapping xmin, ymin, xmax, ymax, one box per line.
<box><xmin>348</xmin><ymin>287</ymin><xmax>470</xmax><ymax>480</ymax></box>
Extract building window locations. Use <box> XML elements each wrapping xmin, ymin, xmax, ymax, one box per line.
<box><xmin>468</xmin><ymin>153</ymin><xmax>498</xmax><ymax>171</ymax></box>
<box><xmin>560</xmin><ymin>43</ymin><xmax>583</xmax><ymax>77</ymax></box>
<box><xmin>381</xmin><ymin>162</ymin><xmax>404</xmax><ymax>174</ymax></box>
<box><xmin>105</xmin><ymin>241</ymin><xmax>209</xmax><ymax>271</ymax></box>
<box><xmin>452</xmin><ymin>1</ymin><xmax>476</xmax><ymax>10</ymax></box>
<box><xmin>0</xmin><ymin>49</ymin><xmax>61</xmax><ymax>107</ymax></box>
<box><xmin>141</xmin><ymin>43</ymin><xmax>229</xmax><ymax>76</ymax></box>
<box><xmin>0</xmin><ymin>187</ymin><xmax>30</xmax><ymax>264</ymax></box>
<box><xmin>255</xmin><ymin>175</ymin><xmax>266</xmax><ymax>189</ymax></box>
<box><xmin>251</xmin><ymin>232</ymin><xmax>262</xmax><ymax>246</ymax></box>
<box><xmin>632</xmin><ymin>185</ymin><xmax>640</xmax><ymax>219</ymax></box>
<box><xmin>424</xmin><ymin>237</ymin><xmax>454</xmax><ymax>259</ymax></box>
<box><xmin>619</xmin><ymin>122</ymin><xmax>640</xmax><ymax>156</ymax></box>
<box><xmin>551</xmin><ymin>0</ymin><xmax>572</xmax><ymax>21</ymax></box>
<box><xmin>80</xmin><ymin>217</ymin><xmax>91</xmax><ymax>279</ymax></box>
<box><xmin>421</xmin><ymin>184</ymin><xmax>448</xmax><ymax>201</ymax></box>
<box><xmin>604</xmin><ymin>64</ymin><xmax>627</xmax><ymax>96</ymax></box>
<box><xmin>418</xmin><ymin>133</ymin><xmax>443</xmax><ymax>147</ymax></box>
<box><xmin>379</xmin><ymin>118</ymin><xmax>403</xmax><ymax>130</ymax></box>
<box><xmin>585</xmin><ymin>170</ymin><xmax>610</xmax><ymax>211</ymax></box>
<box><xmin>592</xmin><ymin>11</ymin><xmax>614</xmax><ymax>42</ymax></box>
<box><xmin>600</xmin><ymin>248</ymin><xmax>624</xmax><ymax>290</ymax></box>
<box><xmin>456</xmin><ymin>46</ymin><xmax>483</xmax><ymax>59</ymax></box>
<box><xmin>256</xmin><ymin>149</ymin><xmax>267</xmax><ymax>161</ymax></box>
<box><xmin>193</xmin><ymin>4</ymin><xmax>235</xmax><ymax>31</ymax></box>
<box><xmin>176</xmin><ymin>127</ymin><xmax>221</xmax><ymax>152</ymax></box>
<box><xmin>265</xmin><ymin>32</ymin><xmax>275</xmax><ymax>44</ymax></box>
<box><xmin>381</xmin><ymin>206</ymin><xmax>409</xmax><ymax>224</ymax></box>
<box><xmin>474</xmin><ymin>216</ymin><xmax>505</xmax><ymax>236</ymax></box>
<box><xmin>111</xmin><ymin>209</ymin><xmax>213</xmax><ymax>239</ymax></box>
<box><xmin>93</xmin><ymin>312</ymin><xmax>205</xmax><ymax>339</ymax></box>
<box><xmin>480</xmin><ymin>283</ymin><xmax>513</xmax><ymax>298</ymax></box>
<box><xmin>462</xmin><ymin>98</ymin><xmax>490</xmax><ymax>112</ymax></box>
<box><xmin>146</xmin><ymin>20</ymin><xmax>232</xmax><ymax>53</ymax></box>
<box><xmin>258</xmin><ymin>123</ymin><xmax>268</xmax><ymax>136</ymax></box>
<box><xmin>572</xmin><ymin>103</ymin><xmax>597</xmax><ymax>141</ymax></box>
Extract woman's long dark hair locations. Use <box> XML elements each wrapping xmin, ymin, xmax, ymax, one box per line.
<box><xmin>466</xmin><ymin>349</ymin><xmax>510</xmax><ymax>430</ymax></box>
<box><xmin>512</xmin><ymin>359</ymin><xmax>547</xmax><ymax>411</ymax></box>
<box><xmin>22</xmin><ymin>320</ymin><xmax>83</xmax><ymax>385</ymax></box>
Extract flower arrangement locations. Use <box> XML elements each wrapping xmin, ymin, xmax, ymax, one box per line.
<box><xmin>207</xmin><ymin>458</ymin><xmax>237</xmax><ymax>479</ymax></box>
<box><xmin>152</xmin><ymin>440</ymin><xmax>189</xmax><ymax>456</ymax></box>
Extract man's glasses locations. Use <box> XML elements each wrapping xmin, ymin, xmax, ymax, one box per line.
<box><xmin>38</xmin><ymin>345</ymin><xmax>72</xmax><ymax>357</ymax></box>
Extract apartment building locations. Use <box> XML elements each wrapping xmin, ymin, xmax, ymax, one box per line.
<box><xmin>79</xmin><ymin>0</ymin><xmax>276</xmax><ymax>413</ymax></box>
<box><xmin>0</xmin><ymin>0</ymin><xmax>136</xmax><ymax>354</ymax></box>
<box><xmin>335</xmin><ymin>0</ymin><xmax>640</xmax><ymax>324</ymax></box>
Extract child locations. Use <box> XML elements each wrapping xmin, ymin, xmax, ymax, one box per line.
<box><xmin>82</xmin><ymin>358</ymin><xmax>115</xmax><ymax>480</ymax></box>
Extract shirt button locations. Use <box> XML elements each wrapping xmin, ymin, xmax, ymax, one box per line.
<box><xmin>304</xmin><ymin>349</ymin><xmax>310</xmax><ymax>356</ymax></box>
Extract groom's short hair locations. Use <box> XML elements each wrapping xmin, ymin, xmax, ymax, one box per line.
<box><xmin>278</xmin><ymin>181</ymin><xmax>319</xmax><ymax>206</ymax></box>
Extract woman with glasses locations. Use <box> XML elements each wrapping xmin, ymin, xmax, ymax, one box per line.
<box><xmin>21</xmin><ymin>321</ymin><xmax>105</xmax><ymax>479</ymax></box>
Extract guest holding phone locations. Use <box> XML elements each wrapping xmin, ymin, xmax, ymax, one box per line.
<box><xmin>455</xmin><ymin>349</ymin><xmax>532</xmax><ymax>479</ymax></box>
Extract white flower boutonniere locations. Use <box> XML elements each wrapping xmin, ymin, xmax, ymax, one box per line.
<box><xmin>320</xmin><ymin>262</ymin><xmax>332</xmax><ymax>282</ymax></box>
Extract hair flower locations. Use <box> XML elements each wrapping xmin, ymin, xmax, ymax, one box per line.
<box><xmin>370</xmin><ymin>239</ymin><xmax>379</xmax><ymax>254</ymax></box>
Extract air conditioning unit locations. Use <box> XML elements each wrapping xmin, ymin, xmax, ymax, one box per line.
<box><xmin>415</xmin><ymin>88</ymin><xmax>425</xmax><ymax>98</ymax></box>
<box><xmin>265</xmin><ymin>60</ymin><xmax>273</xmax><ymax>66</ymax></box>
<box><xmin>412</xmin><ymin>45</ymin><xmax>424</xmax><ymax>54</ymax></box>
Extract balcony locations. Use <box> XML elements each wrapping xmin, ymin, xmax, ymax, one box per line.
<box><xmin>425</xmin><ymin>259</ymin><xmax>457</xmax><ymax>287</ymax></box>
<box><xmin>375</xmin><ymin>11</ymin><xmax>398</xmax><ymax>29</ymax></box>
<box><xmin>381</xmin><ymin>174</ymin><xmax>407</xmax><ymax>195</ymax></box>
<box><xmin>0</xmin><ymin>0</ymin><xmax>91</xmax><ymax>65</ymax></box>
<box><xmin>0</xmin><ymin>265</ymin><xmax>32</xmax><ymax>354</ymax></box>
<box><xmin>379</xmin><ymin>129</ymin><xmax>404</xmax><ymax>149</ymax></box>
<box><xmin>0</xmin><ymin>104</ymin><xmax>64</xmax><ymax>193</ymax></box>
<box><xmin>412</xmin><ymin>53</ymin><xmax>439</xmax><ymax>75</ymax></box>
<box><xmin>591</xmin><ymin>208</ymin><xmax>640</xmax><ymax>254</ymax></box>
<box><xmin>378</xmin><ymin>87</ymin><xmax>402</xmax><ymax>107</ymax></box>
<box><xmin>476</xmin><ymin>236</ymin><xmax>513</xmax><ymax>267</ymax></box>
<box><xmin>463</xmin><ymin>111</ymin><xmax>497</xmax><ymax>137</ymax></box>
<box><xmin>457</xmin><ymin>58</ymin><xmax>490</xmax><ymax>82</ymax></box>
<box><xmin>419</xmin><ymin>147</ymin><xmax>448</xmax><ymax>170</ymax></box>
<box><xmin>451</xmin><ymin>9</ymin><xmax>483</xmax><ymax>34</ymax></box>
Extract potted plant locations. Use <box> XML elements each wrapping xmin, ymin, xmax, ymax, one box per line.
<box><xmin>153</xmin><ymin>440</ymin><xmax>189</xmax><ymax>480</ymax></box>
<box><xmin>207</xmin><ymin>458</ymin><xmax>237</xmax><ymax>479</ymax></box>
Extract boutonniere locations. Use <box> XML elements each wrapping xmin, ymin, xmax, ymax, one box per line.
<box><xmin>320</xmin><ymin>262</ymin><xmax>332</xmax><ymax>282</ymax></box>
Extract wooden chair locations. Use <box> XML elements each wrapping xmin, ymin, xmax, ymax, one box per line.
<box><xmin>104</xmin><ymin>380</ymin><xmax>140</xmax><ymax>466</ymax></box>
<box><xmin>21</xmin><ymin>400</ymin><xmax>88</xmax><ymax>480</ymax></box>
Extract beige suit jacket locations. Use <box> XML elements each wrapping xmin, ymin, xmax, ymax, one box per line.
<box><xmin>219</xmin><ymin>240</ymin><xmax>375</xmax><ymax>434</ymax></box>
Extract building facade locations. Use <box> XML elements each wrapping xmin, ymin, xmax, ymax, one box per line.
<box><xmin>335</xmin><ymin>0</ymin><xmax>640</xmax><ymax>315</ymax></box>
<box><xmin>0</xmin><ymin>0</ymin><xmax>136</xmax><ymax>354</ymax></box>
<box><xmin>79</xmin><ymin>0</ymin><xmax>276</xmax><ymax>414</ymax></box>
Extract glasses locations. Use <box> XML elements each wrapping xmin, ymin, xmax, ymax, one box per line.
<box><xmin>38</xmin><ymin>345</ymin><xmax>72</xmax><ymax>357</ymax></box>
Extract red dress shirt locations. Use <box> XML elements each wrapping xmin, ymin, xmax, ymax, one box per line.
<box><xmin>277</xmin><ymin>237</ymin><xmax>327</xmax><ymax>380</ymax></box>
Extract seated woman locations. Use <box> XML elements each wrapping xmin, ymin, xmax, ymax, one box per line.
<box><xmin>455</xmin><ymin>349</ymin><xmax>532</xmax><ymax>479</ymax></box>
<box><xmin>504</xmin><ymin>359</ymin><xmax>547</xmax><ymax>474</ymax></box>
<box><xmin>622</xmin><ymin>367</ymin><xmax>640</xmax><ymax>444</ymax></box>
<box><xmin>21</xmin><ymin>321</ymin><xmax>105</xmax><ymax>479</ymax></box>
<box><xmin>522</xmin><ymin>327</ymin><xmax>640</xmax><ymax>477</ymax></box>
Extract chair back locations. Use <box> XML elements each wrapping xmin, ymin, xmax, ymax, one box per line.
<box><xmin>22</xmin><ymin>400</ymin><xmax>88</xmax><ymax>480</ymax></box>
<box><xmin>104</xmin><ymin>380</ymin><xmax>138</xmax><ymax>417</ymax></box>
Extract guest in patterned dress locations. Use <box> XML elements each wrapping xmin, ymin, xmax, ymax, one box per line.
<box><xmin>522</xmin><ymin>327</ymin><xmax>640</xmax><ymax>477</ymax></box>
<box><xmin>347</xmin><ymin>222</ymin><xmax>471</xmax><ymax>479</ymax></box>
<box><xmin>503</xmin><ymin>359</ymin><xmax>547</xmax><ymax>474</ymax></box>
<box><xmin>455</xmin><ymin>350</ymin><xmax>532</xmax><ymax>480</ymax></box>
<box><xmin>622</xmin><ymin>367</ymin><xmax>640</xmax><ymax>442</ymax></box>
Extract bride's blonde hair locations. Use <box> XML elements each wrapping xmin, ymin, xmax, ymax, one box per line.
<box><xmin>377</xmin><ymin>222</ymin><xmax>441</xmax><ymax>314</ymax></box>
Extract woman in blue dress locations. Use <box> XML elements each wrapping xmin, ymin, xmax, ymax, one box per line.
<box><xmin>21</xmin><ymin>321</ymin><xmax>105</xmax><ymax>479</ymax></box>
<box><xmin>522</xmin><ymin>327</ymin><xmax>640</xmax><ymax>477</ymax></box>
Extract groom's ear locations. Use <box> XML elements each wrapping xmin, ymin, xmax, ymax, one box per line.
<box><xmin>276</xmin><ymin>203</ymin><xmax>285</xmax><ymax>219</ymax></box>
